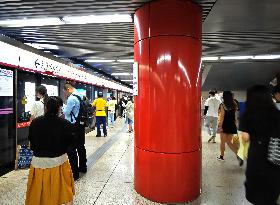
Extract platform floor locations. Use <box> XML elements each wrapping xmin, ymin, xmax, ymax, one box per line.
<box><xmin>0</xmin><ymin>119</ymin><xmax>250</xmax><ymax>205</ymax></box>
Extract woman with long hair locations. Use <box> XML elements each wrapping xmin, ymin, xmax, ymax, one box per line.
<box><xmin>25</xmin><ymin>97</ymin><xmax>75</xmax><ymax>205</ymax></box>
<box><xmin>217</xmin><ymin>91</ymin><xmax>239</xmax><ymax>161</ymax></box>
<box><xmin>240</xmin><ymin>85</ymin><xmax>280</xmax><ymax>205</ymax></box>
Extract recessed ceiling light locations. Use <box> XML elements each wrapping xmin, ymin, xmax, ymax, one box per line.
<box><xmin>220</xmin><ymin>56</ymin><xmax>253</xmax><ymax>60</ymax></box>
<box><xmin>63</xmin><ymin>14</ymin><xmax>132</xmax><ymax>24</ymax></box>
<box><xmin>201</xmin><ymin>57</ymin><xmax>219</xmax><ymax>61</ymax></box>
<box><xmin>25</xmin><ymin>43</ymin><xmax>59</xmax><ymax>50</ymax></box>
<box><xmin>85</xmin><ymin>59</ymin><xmax>115</xmax><ymax>63</ymax></box>
<box><xmin>253</xmin><ymin>55</ymin><xmax>280</xmax><ymax>60</ymax></box>
<box><xmin>117</xmin><ymin>59</ymin><xmax>134</xmax><ymax>63</ymax></box>
<box><xmin>0</xmin><ymin>17</ymin><xmax>63</xmax><ymax>27</ymax></box>
<box><xmin>111</xmin><ymin>73</ymin><xmax>131</xmax><ymax>76</ymax></box>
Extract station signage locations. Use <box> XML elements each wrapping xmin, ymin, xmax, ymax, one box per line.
<box><xmin>0</xmin><ymin>41</ymin><xmax>132</xmax><ymax>93</ymax></box>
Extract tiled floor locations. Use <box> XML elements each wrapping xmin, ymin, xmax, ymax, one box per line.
<box><xmin>0</xmin><ymin>121</ymin><xmax>251</xmax><ymax>205</ymax></box>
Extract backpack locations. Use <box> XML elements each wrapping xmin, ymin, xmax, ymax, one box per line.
<box><xmin>71</xmin><ymin>94</ymin><xmax>93</xmax><ymax>127</ymax></box>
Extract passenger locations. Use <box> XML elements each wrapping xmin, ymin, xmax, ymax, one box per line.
<box><xmin>204</xmin><ymin>90</ymin><xmax>221</xmax><ymax>143</ymax></box>
<box><xmin>30</xmin><ymin>85</ymin><xmax>48</xmax><ymax>120</ymax></box>
<box><xmin>239</xmin><ymin>85</ymin><xmax>280</xmax><ymax>205</ymax></box>
<box><xmin>217</xmin><ymin>91</ymin><xmax>239</xmax><ymax>161</ymax></box>
<box><xmin>107</xmin><ymin>96</ymin><xmax>117</xmax><ymax>128</ymax></box>
<box><xmin>92</xmin><ymin>91</ymin><xmax>107</xmax><ymax>137</ymax></box>
<box><xmin>25</xmin><ymin>97</ymin><xmax>75</xmax><ymax>205</ymax></box>
<box><xmin>63</xmin><ymin>83</ymin><xmax>87</xmax><ymax>181</ymax></box>
<box><xmin>126</xmin><ymin>96</ymin><xmax>134</xmax><ymax>133</ymax></box>
<box><xmin>273</xmin><ymin>83</ymin><xmax>280</xmax><ymax>110</ymax></box>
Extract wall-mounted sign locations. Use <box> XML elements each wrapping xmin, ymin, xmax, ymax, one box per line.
<box><xmin>0</xmin><ymin>41</ymin><xmax>132</xmax><ymax>93</ymax></box>
<box><xmin>0</xmin><ymin>68</ymin><xmax>13</xmax><ymax>96</ymax></box>
<box><xmin>133</xmin><ymin>62</ymin><xmax>138</xmax><ymax>96</ymax></box>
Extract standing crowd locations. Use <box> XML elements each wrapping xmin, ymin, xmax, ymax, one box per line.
<box><xmin>204</xmin><ymin>84</ymin><xmax>280</xmax><ymax>205</ymax></box>
<box><xmin>26</xmin><ymin>83</ymin><xmax>134</xmax><ymax>205</ymax></box>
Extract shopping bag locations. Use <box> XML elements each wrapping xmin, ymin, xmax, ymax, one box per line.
<box><xmin>237</xmin><ymin>135</ymin><xmax>249</xmax><ymax>160</ymax></box>
<box><xmin>15</xmin><ymin>145</ymin><xmax>33</xmax><ymax>170</ymax></box>
<box><xmin>232</xmin><ymin>134</ymin><xmax>240</xmax><ymax>147</ymax></box>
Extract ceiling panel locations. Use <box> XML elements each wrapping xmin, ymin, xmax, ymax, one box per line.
<box><xmin>202</xmin><ymin>61</ymin><xmax>280</xmax><ymax>91</ymax></box>
<box><xmin>0</xmin><ymin>0</ymin><xmax>216</xmax><ymax>84</ymax></box>
<box><xmin>1</xmin><ymin>0</ymin><xmax>279</xmax><ymax>90</ymax></box>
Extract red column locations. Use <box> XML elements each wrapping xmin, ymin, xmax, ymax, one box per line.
<box><xmin>134</xmin><ymin>0</ymin><xmax>202</xmax><ymax>203</ymax></box>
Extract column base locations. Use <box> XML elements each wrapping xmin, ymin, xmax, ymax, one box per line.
<box><xmin>134</xmin><ymin>146</ymin><xmax>201</xmax><ymax>203</ymax></box>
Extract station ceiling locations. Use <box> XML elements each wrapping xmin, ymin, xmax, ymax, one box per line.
<box><xmin>0</xmin><ymin>0</ymin><xmax>279</xmax><ymax>90</ymax></box>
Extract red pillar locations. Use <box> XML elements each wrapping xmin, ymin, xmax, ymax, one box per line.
<box><xmin>134</xmin><ymin>0</ymin><xmax>202</xmax><ymax>203</ymax></box>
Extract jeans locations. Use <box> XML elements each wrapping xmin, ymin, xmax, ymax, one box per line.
<box><xmin>96</xmin><ymin>116</ymin><xmax>107</xmax><ymax>136</ymax></box>
<box><xmin>108</xmin><ymin>111</ymin><xmax>115</xmax><ymax>127</ymax></box>
<box><xmin>204</xmin><ymin>116</ymin><xmax>218</xmax><ymax>137</ymax></box>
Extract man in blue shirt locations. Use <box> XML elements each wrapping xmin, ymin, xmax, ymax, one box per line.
<box><xmin>63</xmin><ymin>83</ymin><xmax>87</xmax><ymax>180</ymax></box>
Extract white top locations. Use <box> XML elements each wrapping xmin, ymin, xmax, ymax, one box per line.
<box><xmin>204</xmin><ymin>96</ymin><xmax>221</xmax><ymax>117</ymax></box>
<box><xmin>108</xmin><ymin>99</ymin><xmax>117</xmax><ymax>112</ymax></box>
<box><xmin>30</xmin><ymin>99</ymin><xmax>44</xmax><ymax>119</ymax></box>
<box><xmin>31</xmin><ymin>154</ymin><xmax>68</xmax><ymax>169</ymax></box>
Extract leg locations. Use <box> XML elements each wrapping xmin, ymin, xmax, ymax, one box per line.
<box><xmin>102</xmin><ymin>116</ymin><xmax>107</xmax><ymax>136</ymax></box>
<box><xmin>96</xmin><ymin>116</ymin><xmax>101</xmax><ymax>136</ymax></box>
<box><xmin>225</xmin><ymin>134</ymin><xmax>238</xmax><ymax>154</ymax></box>
<box><xmin>220</xmin><ymin>133</ymin><xmax>227</xmax><ymax>157</ymax></box>
<box><xmin>76</xmin><ymin>125</ymin><xmax>87</xmax><ymax>172</ymax></box>
<box><xmin>111</xmin><ymin>112</ymin><xmax>115</xmax><ymax>127</ymax></box>
<box><xmin>205</xmin><ymin>116</ymin><xmax>211</xmax><ymax>134</ymax></box>
<box><xmin>211</xmin><ymin>117</ymin><xmax>218</xmax><ymax>142</ymax></box>
<box><xmin>67</xmin><ymin>145</ymin><xmax>79</xmax><ymax>180</ymax></box>
<box><xmin>108</xmin><ymin>112</ymin><xmax>112</xmax><ymax>127</ymax></box>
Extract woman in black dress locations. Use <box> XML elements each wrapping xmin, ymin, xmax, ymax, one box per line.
<box><xmin>240</xmin><ymin>85</ymin><xmax>280</xmax><ymax>205</ymax></box>
<box><xmin>217</xmin><ymin>91</ymin><xmax>239</xmax><ymax>161</ymax></box>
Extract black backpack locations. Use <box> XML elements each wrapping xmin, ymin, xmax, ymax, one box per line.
<box><xmin>71</xmin><ymin>94</ymin><xmax>92</xmax><ymax>127</ymax></box>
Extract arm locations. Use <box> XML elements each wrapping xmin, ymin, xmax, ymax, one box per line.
<box><xmin>217</xmin><ymin>105</ymin><xmax>225</xmax><ymax>131</ymax></box>
<box><xmin>63</xmin><ymin>97</ymin><xmax>75</xmax><ymax>116</ymax></box>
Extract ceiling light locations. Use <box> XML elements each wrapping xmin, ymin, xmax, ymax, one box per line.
<box><xmin>220</xmin><ymin>56</ymin><xmax>253</xmax><ymax>60</ymax></box>
<box><xmin>25</xmin><ymin>43</ymin><xmax>43</xmax><ymax>49</ymax></box>
<box><xmin>201</xmin><ymin>56</ymin><xmax>219</xmax><ymax>61</ymax></box>
<box><xmin>111</xmin><ymin>73</ymin><xmax>131</xmax><ymax>76</ymax></box>
<box><xmin>26</xmin><ymin>43</ymin><xmax>59</xmax><ymax>50</ymax></box>
<box><xmin>253</xmin><ymin>55</ymin><xmax>280</xmax><ymax>60</ymax></box>
<box><xmin>85</xmin><ymin>59</ymin><xmax>115</xmax><ymax>63</ymax></box>
<box><xmin>63</xmin><ymin>14</ymin><xmax>132</xmax><ymax>24</ymax></box>
<box><xmin>117</xmin><ymin>59</ymin><xmax>134</xmax><ymax>63</ymax></box>
<box><xmin>0</xmin><ymin>17</ymin><xmax>63</xmax><ymax>27</ymax></box>
<box><xmin>44</xmin><ymin>51</ymin><xmax>51</xmax><ymax>53</ymax></box>
<box><xmin>122</xmin><ymin>80</ymin><xmax>133</xmax><ymax>82</ymax></box>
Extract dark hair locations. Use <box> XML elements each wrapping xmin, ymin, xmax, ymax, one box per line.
<box><xmin>63</xmin><ymin>83</ymin><xmax>74</xmax><ymax>90</ymax></box>
<box><xmin>53</xmin><ymin>96</ymin><xmax>63</xmax><ymax>107</ymax></box>
<box><xmin>209</xmin><ymin>90</ymin><xmax>216</xmax><ymax>96</ymax></box>
<box><xmin>36</xmin><ymin>85</ymin><xmax>48</xmax><ymax>104</ymax></box>
<box><xmin>222</xmin><ymin>91</ymin><xmax>235</xmax><ymax>110</ymax></box>
<box><xmin>98</xmin><ymin>91</ymin><xmax>103</xmax><ymax>98</ymax></box>
<box><xmin>45</xmin><ymin>97</ymin><xmax>60</xmax><ymax>117</ymax></box>
<box><xmin>112</xmin><ymin>96</ymin><xmax>116</xmax><ymax>100</ymax></box>
<box><xmin>128</xmin><ymin>96</ymin><xmax>134</xmax><ymax>102</ymax></box>
<box><xmin>273</xmin><ymin>84</ymin><xmax>280</xmax><ymax>94</ymax></box>
<box><xmin>243</xmin><ymin>85</ymin><xmax>279</xmax><ymax>133</ymax></box>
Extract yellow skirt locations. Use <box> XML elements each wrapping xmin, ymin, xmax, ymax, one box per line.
<box><xmin>25</xmin><ymin>161</ymin><xmax>75</xmax><ymax>205</ymax></box>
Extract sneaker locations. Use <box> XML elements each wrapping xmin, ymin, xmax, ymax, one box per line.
<box><xmin>104</xmin><ymin>134</ymin><xmax>107</xmax><ymax>137</ymax></box>
<box><xmin>96</xmin><ymin>135</ymin><xmax>101</xmax><ymax>137</ymax></box>
<box><xmin>208</xmin><ymin>136</ymin><xmax>214</xmax><ymax>143</ymax></box>
<box><xmin>237</xmin><ymin>156</ymin><xmax>244</xmax><ymax>167</ymax></box>
<box><xmin>217</xmin><ymin>156</ymin><xmax>225</xmax><ymax>161</ymax></box>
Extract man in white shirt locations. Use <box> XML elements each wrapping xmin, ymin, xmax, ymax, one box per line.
<box><xmin>204</xmin><ymin>90</ymin><xmax>221</xmax><ymax>143</ymax></box>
